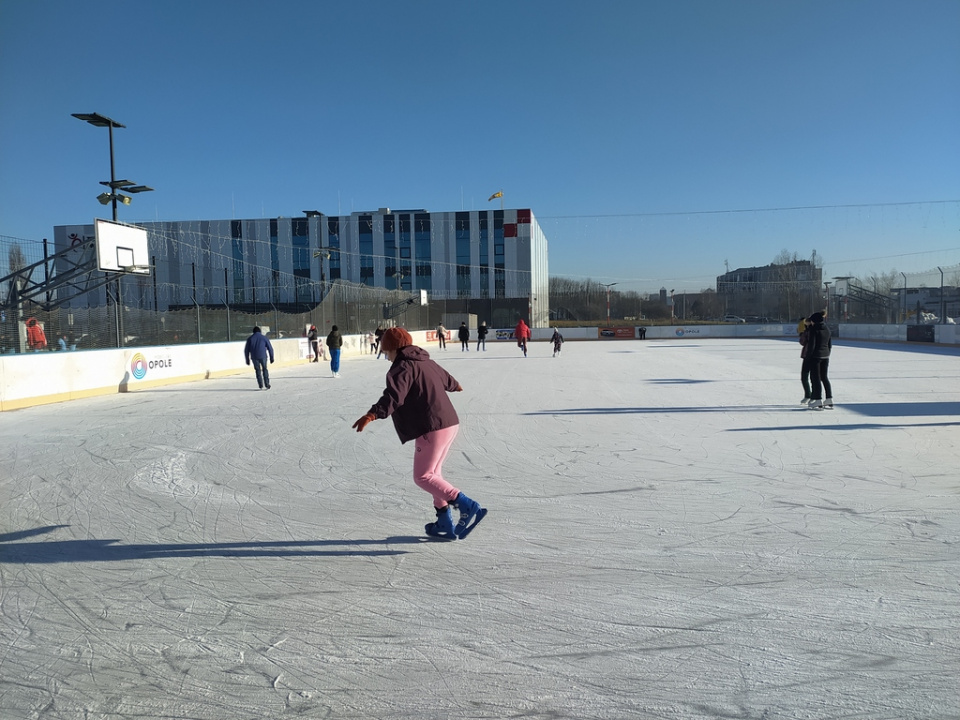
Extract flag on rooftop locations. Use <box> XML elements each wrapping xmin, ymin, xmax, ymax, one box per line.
<box><xmin>488</xmin><ymin>191</ymin><xmax>503</xmax><ymax>201</ymax></box>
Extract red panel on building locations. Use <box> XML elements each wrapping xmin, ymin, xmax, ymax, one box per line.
<box><xmin>504</xmin><ymin>223</ymin><xmax>517</xmax><ymax>238</ymax></box>
<box><xmin>517</xmin><ymin>209</ymin><xmax>531</xmax><ymax>224</ymax></box>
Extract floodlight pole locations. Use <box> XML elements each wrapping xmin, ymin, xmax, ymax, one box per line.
<box><xmin>73</xmin><ymin>113</ymin><xmax>126</xmax><ymax>220</ymax></box>
<box><xmin>107</xmin><ymin>122</ymin><xmax>118</xmax><ymax>221</ymax></box>
<box><xmin>900</xmin><ymin>272</ymin><xmax>907</xmax><ymax>322</ymax></box>
<box><xmin>600</xmin><ymin>282</ymin><xmax>618</xmax><ymax>325</ymax></box>
<box><xmin>938</xmin><ymin>267</ymin><xmax>945</xmax><ymax>324</ymax></box>
<box><xmin>73</xmin><ymin>113</ymin><xmax>121</xmax><ymax>346</ymax></box>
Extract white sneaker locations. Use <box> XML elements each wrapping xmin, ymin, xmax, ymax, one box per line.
<box><xmin>808</xmin><ymin>399</ymin><xmax>823</xmax><ymax>410</ymax></box>
<box><xmin>824</xmin><ymin>399</ymin><xmax>834</xmax><ymax>409</ymax></box>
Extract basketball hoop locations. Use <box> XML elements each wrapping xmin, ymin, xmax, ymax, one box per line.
<box><xmin>120</xmin><ymin>265</ymin><xmax>151</xmax><ymax>275</ymax></box>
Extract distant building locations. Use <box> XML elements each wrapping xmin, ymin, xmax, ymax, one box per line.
<box><xmin>892</xmin><ymin>285</ymin><xmax>959</xmax><ymax>322</ymax></box>
<box><xmin>716</xmin><ymin>260</ymin><xmax>823</xmax><ymax>320</ymax></box>
<box><xmin>54</xmin><ymin>207</ymin><xmax>550</xmax><ymax>327</ymax></box>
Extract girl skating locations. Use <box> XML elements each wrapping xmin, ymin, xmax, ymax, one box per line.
<box><xmin>352</xmin><ymin>328</ymin><xmax>487</xmax><ymax>540</ymax></box>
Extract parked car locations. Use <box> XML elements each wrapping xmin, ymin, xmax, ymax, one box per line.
<box><xmin>723</xmin><ymin>315</ymin><xmax>746</xmax><ymax>323</ymax></box>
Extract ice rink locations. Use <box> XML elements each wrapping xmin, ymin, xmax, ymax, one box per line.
<box><xmin>2</xmin><ymin>337</ymin><xmax>959</xmax><ymax>720</ymax></box>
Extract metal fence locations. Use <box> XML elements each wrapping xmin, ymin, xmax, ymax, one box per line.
<box><xmin>1</xmin><ymin>279</ymin><xmax>510</xmax><ymax>354</ymax></box>
<box><xmin>0</xmin><ymin>231</ymin><xmax>529</xmax><ymax>353</ymax></box>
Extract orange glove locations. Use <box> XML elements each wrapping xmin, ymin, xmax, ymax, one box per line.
<box><xmin>352</xmin><ymin>413</ymin><xmax>376</xmax><ymax>432</ymax></box>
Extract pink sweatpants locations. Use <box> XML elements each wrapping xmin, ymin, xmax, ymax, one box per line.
<box><xmin>413</xmin><ymin>424</ymin><xmax>461</xmax><ymax>509</ymax></box>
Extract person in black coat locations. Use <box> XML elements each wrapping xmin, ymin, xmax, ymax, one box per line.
<box><xmin>797</xmin><ymin>317</ymin><xmax>815</xmax><ymax>404</ymax></box>
<box><xmin>458</xmin><ymin>322</ymin><xmax>470</xmax><ymax>352</ymax></box>
<box><xmin>307</xmin><ymin>325</ymin><xmax>320</xmax><ymax>363</ymax></box>
<box><xmin>326</xmin><ymin>325</ymin><xmax>343</xmax><ymax>377</ymax></box>
<box><xmin>807</xmin><ymin>311</ymin><xmax>833</xmax><ymax>410</ymax></box>
<box><xmin>476</xmin><ymin>322</ymin><xmax>489</xmax><ymax>351</ymax></box>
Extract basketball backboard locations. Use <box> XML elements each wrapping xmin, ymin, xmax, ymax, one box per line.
<box><xmin>95</xmin><ymin>219</ymin><xmax>150</xmax><ymax>274</ymax></box>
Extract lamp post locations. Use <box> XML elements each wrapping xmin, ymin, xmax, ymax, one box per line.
<box><xmin>314</xmin><ymin>247</ymin><xmax>330</xmax><ymax>330</ymax></box>
<box><xmin>938</xmin><ymin>267</ymin><xmax>945</xmax><ymax>324</ymax></box>
<box><xmin>900</xmin><ymin>272</ymin><xmax>907</xmax><ymax>323</ymax></box>
<box><xmin>72</xmin><ymin>112</ymin><xmax>153</xmax><ymax>349</ymax></box>
<box><xmin>600</xmin><ymin>282</ymin><xmax>618</xmax><ymax>325</ymax></box>
<box><xmin>72</xmin><ymin>113</ymin><xmax>153</xmax><ymax>221</ymax></box>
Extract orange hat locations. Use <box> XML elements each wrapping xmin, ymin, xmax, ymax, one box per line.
<box><xmin>379</xmin><ymin>327</ymin><xmax>413</xmax><ymax>353</ymax></box>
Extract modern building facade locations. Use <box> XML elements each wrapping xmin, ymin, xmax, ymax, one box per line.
<box><xmin>54</xmin><ymin>207</ymin><xmax>550</xmax><ymax>327</ymax></box>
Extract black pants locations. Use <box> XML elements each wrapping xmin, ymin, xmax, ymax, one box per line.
<box><xmin>810</xmin><ymin>358</ymin><xmax>831</xmax><ymax>400</ymax></box>
<box><xmin>310</xmin><ymin>340</ymin><xmax>319</xmax><ymax>361</ymax></box>
<box><xmin>800</xmin><ymin>356</ymin><xmax>815</xmax><ymax>398</ymax></box>
<box><xmin>252</xmin><ymin>357</ymin><xmax>270</xmax><ymax>388</ymax></box>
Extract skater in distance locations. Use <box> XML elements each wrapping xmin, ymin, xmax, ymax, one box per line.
<box><xmin>807</xmin><ymin>310</ymin><xmax>834</xmax><ymax>410</ymax></box>
<box><xmin>243</xmin><ymin>326</ymin><xmax>274</xmax><ymax>389</ymax></box>
<box><xmin>514</xmin><ymin>318</ymin><xmax>531</xmax><ymax>357</ymax></box>
<box><xmin>351</xmin><ymin>327</ymin><xmax>487</xmax><ymax>540</ymax></box>
<box><xmin>476</xmin><ymin>321</ymin><xmax>488</xmax><ymax>351</ymax></box>
<box><xmin>797</xmin><ymin>316</ymin><xmax>814</xmax><ymax>404</ymax></box>
<box><xmin>307</xmin><ymin>325</ymin><xmax>321</xmax><ymax>363</ymax></box>
<box><xmin>327</xmin><ymin>325</ymin><xmax>343</xmax><ymax>377</ymax></box>
<box><xmin>551</xmin><ymin>328</ymin><xmax>564</xmax><ymax>357</ymax></box>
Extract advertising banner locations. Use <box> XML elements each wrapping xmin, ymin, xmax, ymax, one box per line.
<box><xmin>597</xmin><ymin>327</ymin><xmax>636</xmax><ymax>339</ymax></box>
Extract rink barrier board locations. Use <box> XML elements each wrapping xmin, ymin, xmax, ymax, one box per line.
<box><xmin>1</xmin><ymin>325</ymin><xmax>955</xmax><ymax>411</ymax></box>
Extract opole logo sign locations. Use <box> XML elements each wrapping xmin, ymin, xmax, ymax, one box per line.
<box><xmin>130</xmin><ymin>353</ymin><xmax>173</xmax><ymax>380</ymax></box>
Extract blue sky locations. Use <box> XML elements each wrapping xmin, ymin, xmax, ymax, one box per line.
<box><xmin>1</xmin><ymin>0</ymin><xmax>958</xmax><ymax>293</ymax></box>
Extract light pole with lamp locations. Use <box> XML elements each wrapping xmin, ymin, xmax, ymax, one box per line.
<box><xmin>600</xmin><ymin>282</ymin><xmax>618</xmax><ymax>325</ymax></box>
<box><xmin>313</xmin><ymin>247</ymin><xmax>332</xmax><ymax>331</ymax></box>
<box><xmin>72</xmin><ymin>113</ymin><xmax>153</xmax><ymax>221</ymax></box>
<box><xmin>938</xmin><ymin>267</ymin><xmax>945</xmax><ymax>324</ymax></box>
<box><xmin>900</xmin><ymin>272</ymin><xmax>907</xmax><ymax>323</ymax></box>
<box><xmin>72</xmin><ymin>112</ymin><xmax>153</xmax><ymax>348</ymax></box>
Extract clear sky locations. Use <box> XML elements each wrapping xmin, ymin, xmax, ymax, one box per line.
<box><xmin>1</xmin><ymin>0</ymin><xmax>958</xmax><ymax>293</ymax></box>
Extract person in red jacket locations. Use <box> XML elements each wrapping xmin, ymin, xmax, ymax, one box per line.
<box><xmin>352</xmin><ymin>327</ymin><xmax>487</xmax><ymax>540</ymax></box>
<box><xmin>514</xmin><ymin>318</ymin><xmax>531</xmax><ymax>357</ymax></box>
<box><xmin>26</xmin><ymin>317</ymin><xmax>47</xmax><ymax>352</ymax></box>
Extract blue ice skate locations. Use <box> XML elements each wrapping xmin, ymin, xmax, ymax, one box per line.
<box><xmin>452</xmin><ymin>492</ymin><xmax>487</xmax><ymax>539</ymax></box>
<box><xmin>424</xmin><ymin>505</ymin><xmax>456</xmax><ymax>541</ymax></box>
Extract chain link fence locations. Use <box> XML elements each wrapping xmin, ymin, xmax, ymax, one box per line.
<box><xmin>1</xmin><ymin>233</ymin><xmax>529</xmax><ymax>353</ymax></box>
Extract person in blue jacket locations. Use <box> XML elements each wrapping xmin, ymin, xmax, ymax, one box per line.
<box><xmin>244</xmin><ymin>326</ymin><xmax>275</xmax><ymax>389</ymax></box>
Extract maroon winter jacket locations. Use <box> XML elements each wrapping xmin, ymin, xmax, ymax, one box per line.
<box><xmin>367</xmin><ymin>345</ymin><xmax>460</xmax><ymax>444</ymax></box>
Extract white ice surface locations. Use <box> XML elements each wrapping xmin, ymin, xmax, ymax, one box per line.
<box><xmin>1</xmin><ymin>339</ymin><xmax>959</xmax><ymax>720</ymax></box>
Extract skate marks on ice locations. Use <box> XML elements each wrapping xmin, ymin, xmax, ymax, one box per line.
<box><xmin>3</xmin><ymin>341</ymin><xmax>959</xmax><ymax>719</ymax></box>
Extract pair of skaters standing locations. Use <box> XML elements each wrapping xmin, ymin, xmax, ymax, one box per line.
<box><xmin>439</xmin><ymin>322</ymin><xmax>490</xmax><ymax>352</ymax></box>
<box><xmin>455</xmin><ymin>321</ymin><xmax>491</xmax><ymax>351</ymax></box>
<box><xmin>798</xmin><ymin>311</ymin><xmax>833</xmax><ymax>410</ymax></box>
